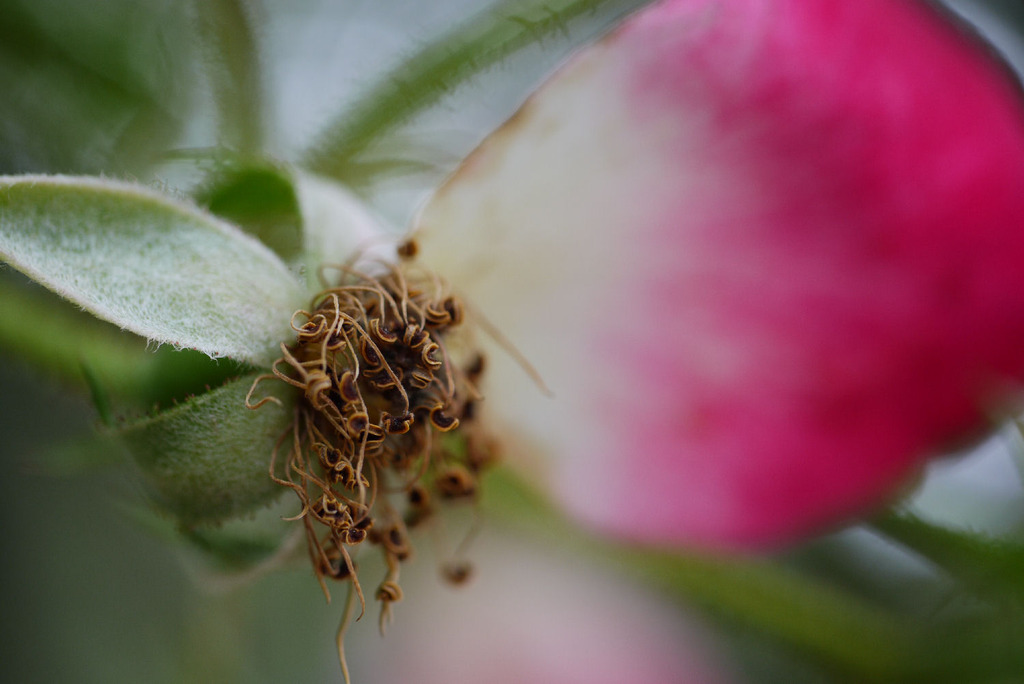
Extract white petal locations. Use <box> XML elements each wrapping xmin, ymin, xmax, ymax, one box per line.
<box><xmin>293</xmin><ymin>171</ymin><xmax>395</xmax><ymax>287</ymax></box>
<box><xmin>414</xmin><ymin>0</ymin><xmax>1024</xmax><ymax>548</ymax></box>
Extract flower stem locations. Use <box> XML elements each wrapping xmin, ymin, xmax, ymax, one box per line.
<box><xmin>871</xmin><ymin>509</ymin><xmax>1024</xmax><ymax>604</ymax></box>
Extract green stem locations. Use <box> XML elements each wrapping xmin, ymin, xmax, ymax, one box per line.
<box><xmin>303</xmin><ymin>0</ymin><xmax>653</xmax><ymax>185</ymax></box>
<box><xmin>871</xmin><ymin>509</ymin><xmax>1024</xmax><ymax>604</ymax></box>
<box><xmin>180</xmin><ymin>592</ymin><xmax>247</xmax><ymax>684</ymax></box>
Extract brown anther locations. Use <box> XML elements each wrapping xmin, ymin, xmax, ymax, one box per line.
<box><xmin>325</xmin><ymin>561</ymin><xmax>353</xmax><ymax>581</ymax></box>
<box><xmin>408</xmin><ymin>369</ymin><xmax>434</xmax><ymax>390</ymax></box>
<box><xmin>421</xmin><ymin>342</ymin><xmax>442</xmax><ymax>371</ymax></box>
<box><xmin>404</xmin><ymin>484</ymin><xmax>433</xmax><ymax>528</ymax></box>
<box><xmin>360</xmin><ymin>338</ymin><xmax>383</xmax><ymax>367</ymax></box>
<box><xmin>305</xmin><ymin>369</ymin><xmax>333</xmax><ymax>406</ymax></box>
<box><xmin>297</xmin><ymin>316</ymin><xmax>327</xmax><ymax>341</ymax></box>
<box><xmin>365</xmin><ymin>371</ymin><xmax>399</xmax><ymax>392</ymax></box>
<box><xmin>381</xmin><ymin>411</ymin><xmax>414</xmax><ymax>435</ymax></box>
<box><xmin>435</xmin><ymin>466</ymin><xmax>476</xmax><ymax>499</ymax></box>
<box><xmin>376</xmin><ymin>580</ymin><xmax>403</xmax><ymax>603</ymax></box>
<box><xmin>313</xmin><ymin>493</ymin><xmax>354</xmax><ymax>529</ymax></box>
<box><xmin>396</xmin><ymin>238</ymin><xmax>418</xmax><ymax>259</ymax></box>
<box><xmin>343</xmin><ymin>527</ymin><xmax>368</xmax><ymax>545</ymax></box>
<box><xmin>363</xmin><ymin>423</ymin><xmax>386</xmax><ymax>446</ymax></box>
<box><xmin>442</xmin><ymin>296</ymin><xmax>464</xmax><ymax>326</ymax></box>
<box><xmin>347</xmin><ymin>412</ymin><xmax>369</xmax><ymax>435</ymax></box>
<box><xmin>407</xmin><ymin>484</ymin><xmax>430</xmax><ymax>508</ymax></box>
<box><xmin>369</xmin><ymin>318</ymin><xmax>398</xmax><ymax>345</ymax></box>
<box><xmin>403</xmin><ymin>325</ymin><xmax>428</xmax><ymax>349</ymax></box>
<box><xmin>325</xmin><ymin>333</ymin><xmax>348</xmax><ymax>352</ymax></box>
<box><xmin>317</xmin><ymin>443</ymin><xmax>346</xmax><ymax>470</ymax></box>
<box><xmin>319</xmin><ymin>493</ymin><xmax>343</xmax><ymax>517</ymax></box>
<box><xmin>429</xmin><ymin>407</ymin><xmax>459</xmax><ymax>432</ymax></box>
<box><xmin>465</xmin><ymin>353</ymin><xmax>485</xmax><ymax>379</ymax></box>
<box><xmin>339</xmin><ymin>371</ymin><xmax>360</xmax><ymax>403</ymax></box>
<box><xmin>320</xmin><ymin>547</ymin><xmax>356</xmax><ymax>580</ymax></box>
<box><xmin>441</xmin><ymin>561</ymin><xmax>473</xmax><ymax>585</ymax></box>
<box><xmin>423</xmin><ymin>301</ymin><xmax>452</xmax><ymax>327</ymax></box>
<box><xmin>331</xmin><ymin>461</ymin><xmax>370</xmax><ymax>490</ymax></box>
<box><xmin>382</xmin><ymin>526</ymin><xmax>412</xmax><ymax>559</ymax></box>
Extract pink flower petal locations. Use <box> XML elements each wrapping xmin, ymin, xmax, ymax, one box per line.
<box><xmin>414</xmin><ymin>0</ymin><xmax>1024</xmax><ymax>548</ymax></box>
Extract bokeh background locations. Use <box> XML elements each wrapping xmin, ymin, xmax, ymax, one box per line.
<box><xmin>3</xmin><ymin>1</ymin><xmax>1024</xmax><ymax>682</ymax></box>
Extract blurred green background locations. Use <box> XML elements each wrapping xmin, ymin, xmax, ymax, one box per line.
<box><xmin>3</xmin><ymin>1</ymin><xmax>1024</xmax><ymax>682</ymax></box>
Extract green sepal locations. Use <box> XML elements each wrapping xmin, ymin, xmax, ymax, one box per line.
<box><xmin>125</xmin><ymin>499</ymin><xmax>298</xmax><ymax>575</ymax></box>
<box><xmin>194</xmin><ymin>161</ymin><xmax>303</xmax><ymax>265</ymax></box>
<box><xmin>119</xmin><ymin>373</ymin><xmax>294</xmax><ymax>526</ymax></box>
<box><xmin>183</xmin><ymin>524</ymin><xmax>293</xmax><ymax>573</ymax></box>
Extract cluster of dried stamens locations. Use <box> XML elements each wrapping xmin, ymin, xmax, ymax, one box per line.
<box><xmin>247</xmin><ymin>249</ymin><xmax>494</xmax><ymax>657</ymax></box>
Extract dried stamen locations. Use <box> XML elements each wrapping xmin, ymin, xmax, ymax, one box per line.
<box><xmin>250</xmin><ymin>258</ymin><xmax>496</xmax><ymax>681</ymax></box>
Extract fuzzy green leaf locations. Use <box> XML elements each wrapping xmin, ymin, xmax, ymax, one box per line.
<box><xmin>0</xmin><ymin>175</ymin><xmax>305</xmax><ymax>365</ymax></box>
<box><xmin>120</xmin><ymin>373</ymin><xmax>293</xmax><ymax>525</ymax></box>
